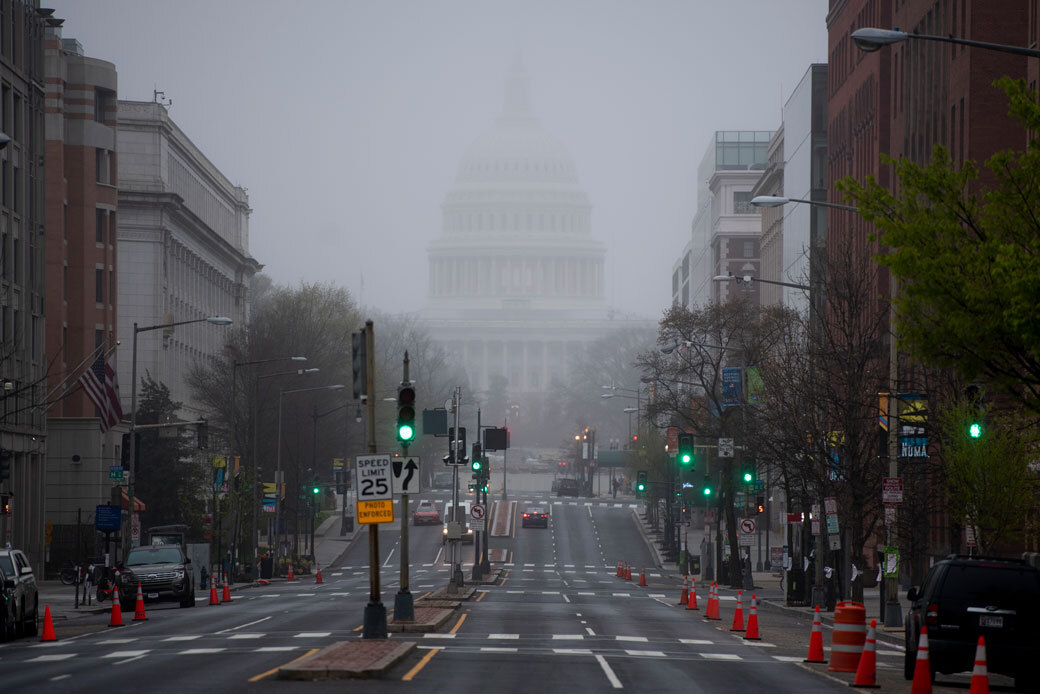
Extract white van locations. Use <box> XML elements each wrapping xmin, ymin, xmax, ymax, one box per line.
<box><xmin>441</xmin><ymin>500</ymin><xmax>474</xmax><ymax>543</ymax></box>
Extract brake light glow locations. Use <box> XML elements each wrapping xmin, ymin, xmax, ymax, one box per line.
<box><xmin>523</xmin><ymin>513</ymin><xmax>530</xmax><ymax>517</ymax></box>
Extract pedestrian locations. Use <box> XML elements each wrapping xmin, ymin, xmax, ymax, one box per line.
<box><xmin>612</xmin><ymin>477</ymin><xmax>618</xmax><ymax>498</ymax></box>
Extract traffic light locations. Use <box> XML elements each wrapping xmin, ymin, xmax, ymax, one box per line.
<box><xmin>312</xmin><ymin>482</ymin><xmax>321</xmax><ymax>495</ymax></box>
<box><xmin>636</xmin><ymin>470</ymin><xmax>647</xmax><ymax>493</ymax></box>
<box><xmin>351</xmin><ymin>330</ymin><xmax>367</xmax><ymax>400</ymax></box>
<box><xmin>756</xmin><ymin>495</ymin><xmax>765</xmax><ymax>514</ymax></box>
<box><xmin>741</xmin><ymin>464</ymin><xmax>754</xmax><ymax>485</ymax></box>
<box><xmin>968</xmin><ymin>422</ymin><xmax>982</xmax><ymax>438</ymax></box>
<box><xmin>677</xmin><ymin>433</ymin><xmax>694</xmax><ymax>466</ymax></box>
<box><xmin>471</xmin><ymin>443</ymin><xmax>483</xmax><ymax>473</ymax></box>
<box><xmin>397</xmin><ymin>382</ymin><xmax>416</xmax><ymax>444</ymax></box>
<box><xmin>702</xmin><ymin>476</ymin><xmax>713</xmax><ymax>497</ymax></box>
<box><xmin>965</xmin><ymin>384</ymin><xmax>983</xmax><ymax>439</ymax></box>
<box><xmin>0</xmin><ymin>494</ymin><xmax>8</xmax><ymax>514</ymax></box>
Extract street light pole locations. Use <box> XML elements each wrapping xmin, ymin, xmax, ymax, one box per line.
<box><xmin>850</xmin><ymin>27</ymin><xmax>1040</xmax><ymax>58</ymax></box>
<box><xmin>124</xmin><ymin>316</ymin><xmax>232</xmax><ymax>560</ymax></box>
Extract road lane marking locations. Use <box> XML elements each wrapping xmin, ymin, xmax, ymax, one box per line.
<box><xmin>595</xmin><ymin>654</ymin><xmax>623</xmax><ymax>689</ymax></box>
<box><xmin>179</xmin><ymin>648</ymin><xmax>226</xmax><ymax>655</ymax></box>
<box><xmin>552</xmin><ymin>634</ymin><xmax>584</xmax><ymax>640</ymax></box>
<box><xmin>423</xmin><ymin>633</ymin><xmax>456</xmax><ymax>639</ymax></box>
<box><xmin>248</xmin><ymin>648</ymin><xmax>318</xmax><ymax>682</ymax></box>
<box><xmin>98</xmin><ymin>638</ymin><xmax>136</xmax><ymax>644</ymax></box>
<box><xmin>28</xmin><ymin>654</ymin><xmax>76</xmax><ymax>662</ymax></box>
<box><xmin>625</xmin><ymin>650</ymin><xmax>665</xmax><ymax>657</ymax></box>
<box><xmin>163</xmin><ymin>635</ymin><xmax>201</xmax><ymax>642</ymax></box>
<box><xmin>103</xmin><ymin>650</ymin><xmax>148</xmax><ymax>658</ymax></box>
<box><xmin>700</xmin><ymin>653</ymin><xmax>741</xmax><ymax>660</ymax></box>
<box><xmin>256</xmin><ymin>647</ymin><xmax>298</xmax><ymax>652</ymax></box>
<box><xmin>612</xmin><ymin>593</ymin><xmax>631</xmax><ymax>597</ymax></box>
<box><xmin>449</xmin><ymin>614</ymin><xmax>467</xmax><ymax>633</ymax></box>
<box><xmin>616</xmin><ymin>636</ymin><xmax>648</xmax><ymax>642</ymax></box>
<box><xmin>216</xmin><ymin>616</ymin><xmax>272</xmax><ymax>634</ymax></box>
<box><xmin>402</xmin><ymin>647</ymin><xmax>440</xmax><ymax>681</ymax></box>
<box><xmin>294</xmin><ymin>632</ymin><xmax>331</xmax><ymax>638</ymax></box>
<box><xmin>229</xmin><ymin>633</ymin><xmax>265</xmax><ymax>640</ymax></box>
<box><xmin>553</xmin><ymin>648</ymin><xmax>592</xmax><ymax>655</ymax></box>
<box><xmin>481</xmin><ymin>647</ymin><xmax>518</xmax><ymax>653</ymax></box>
<box><xmin>489</xmin><ymin>633</ymin><xmax>519</xmax><ymax>639</ymax></box>
<box><xmin>773</xmin><ymin>655</ymin><xmax>803</xmax><ymax>662</ymax></box>
<box><xmin>50</xmin><ymin>674</ymin><xmax>71</xmax><ymax>681</ymax></box>
<box><xmin>562</xmin><ymin>594</ymin><xmax>571</xmax><ymax>603</ymax></box>
<box><xmin>585</xmin><ymin>627</ymin><xmax>596</xmax><ymax>636</ymax></box>
<box><xmin>476</xmin><ymin>591</ymin><xmax>487</xmax><ymax>602</ymax></box>
<box><xmin>679</xmin><ymin>639</ymin><xmax>713</xmax><ymax>645</ymax></box>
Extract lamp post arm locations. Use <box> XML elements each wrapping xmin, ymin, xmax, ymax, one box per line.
<box><xmin>911</xmin><ymin>31</ymin><xmax>1040</xmax><ymax>58</ymax></box>
<box><xmin>783</xmin><ymin>196</ymin><xmax>860</xmax><ymax>212</ymax></box>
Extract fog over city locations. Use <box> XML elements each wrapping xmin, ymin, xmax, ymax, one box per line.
<box><xmin>52</xmin><ymin>0</ymin><xmax>828</xmax><ymax>318</ymax></box>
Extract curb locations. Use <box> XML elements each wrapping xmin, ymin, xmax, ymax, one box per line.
<box><xmin>387</xmin><ymin>607</ymin><xmax>455</xmax><ymax>633</ymax></box>
<box><xmin>631</xmin><ymin>508</ymin><xmax>666</xmax><ymax>569</ymax></box>
<box><xmin>276</xmin><ymin>640</ymin><xmax>416</xmax><ymax>680</ymax></box>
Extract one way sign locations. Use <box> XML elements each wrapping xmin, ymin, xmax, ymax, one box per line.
<box><xmin>391</xmin><ymin>456</ymin><xmax>421</xmax><ymax>495</ymax></box>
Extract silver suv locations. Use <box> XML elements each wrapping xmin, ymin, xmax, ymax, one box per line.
<box><xmin>0</xmin><ymin>547</ymin><xmax>39</xmax><ymax>638</ymax></box>
<box><xmin>119</xmin><ymin>545</ymin><xmax>195</xmax><ymax>609</ymax></box>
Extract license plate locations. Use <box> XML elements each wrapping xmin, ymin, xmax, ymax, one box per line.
<box><xmin>147</xmin><ymin>592</ymin><xmax>159</xmax><ymax>599</ymax></box>
<box><xmin>979</xmin><ymin>615</ymin><xmax>1003</xmax><ymax>628</ymax></box>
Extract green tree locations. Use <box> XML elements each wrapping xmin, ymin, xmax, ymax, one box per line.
<box><xmin>939</xmin><ymin>398</ymin><xmax>1039</xmax><ymax>555</ymax></box>
<box><xmin>135</xmin><ymin>375</ymin><xmax>208</xmax><ymax>537</ymax></box>
<box><xmin>840</xmin><ymin>78</ymin><xmax>1040</xmax><ymax>414</ymax></box>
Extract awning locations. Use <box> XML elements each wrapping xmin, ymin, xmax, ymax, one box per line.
<box><xmin>119</xmin><ymin>488</ymin><xmax>147</xmax><ymax>512</ymax></box>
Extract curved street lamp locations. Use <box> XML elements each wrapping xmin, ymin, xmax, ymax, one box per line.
<box><xmin>851</xmin><ymin>27</ymin><xmax>1040</xmax><ymax>58</ymax></box>
<box><xmin>125</xmin><ymin>316</ymin><xmax>233</xmax><ymax>557</ymax></box>
<box><xmin>713</xmin><ymin>273</ymin><xmax>810</xmax><ymax>291</ymax></box>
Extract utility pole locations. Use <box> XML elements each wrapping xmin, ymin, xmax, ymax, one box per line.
<box><xmin>395</xmin><ymin>351</ymin><xmax>415</xmax><ymax>622</ymax></box>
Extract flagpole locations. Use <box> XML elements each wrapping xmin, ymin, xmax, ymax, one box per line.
<box><xmin>43</xmin><ymin>341</ymin><xmax>109</xmax><ymax>404</ymax></box>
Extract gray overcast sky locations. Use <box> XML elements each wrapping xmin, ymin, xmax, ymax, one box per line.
<box><xmin>52</xmin><ymin>0</ymin><xmax>828</xmax><ymax>318</ymax></box>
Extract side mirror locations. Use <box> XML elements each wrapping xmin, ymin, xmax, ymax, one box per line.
<box><xmin>907</xmin><ymin>586</ymin><xmax>919</xmax><ymax>602</ymax></box>
<box><xmin>20</xmin><ymin>566</ymin><xmax>32</xmax><ymax>576</ymax></box>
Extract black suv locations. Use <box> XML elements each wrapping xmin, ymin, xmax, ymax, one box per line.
<box><xmin>905</xmin><ymin>555</ymin><xmax>1040</xmax><ymax>689</ymax></box>
<box><xmin>119</xmin><ymin>545</ymin><xmax>196</xmax><ymax>609</ymax></box>
<box><xmin>557</xmin><ymin>478</ymin><xmax>581</xmax><ymax>497</ymax></box>
<box><xmin>0</xmin><ymin>548</ymin><xmax>39</xmax><ymax>639</ymax></box>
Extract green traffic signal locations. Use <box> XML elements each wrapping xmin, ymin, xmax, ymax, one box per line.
<box><xmin>312</xmin><ymin>486</ymin><xmax>320</xmax><ymax>495</ymax></box>
<box><xmin>677</xmin><ymin>433</ymin><xmax>694</xmax><ymax>467</ymax></box>
<box><xmin>702</xmin><ymin>484</ymin><xmax>712</xmax><ymax>496</ymax></box>
<box><xmin>398</xmin><ymin>423</ymin><xmax>415</xmax><ymax>441</ymax></box>
<box><xmin>969</xmin><ymin>422</ymin><xmax>982</xmax><ymax>438</ymax></box>
<box><xmin>396</xmin><ymin>383</ymin><xmax>416</xmax><ymax>443</ymax></box>
<box><xmin>472</xmin><ymin>459</ymin><xmax>482</xmax><ymax>472</ymax></box>
<box><xmin>743</xmin><ymin>471</ymin><xmax>753</xmax><ymax>483</ymax></box>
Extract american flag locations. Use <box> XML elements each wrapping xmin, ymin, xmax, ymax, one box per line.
<box><xmin>78</xmin><ymin>354</ymin><xmax>124</xmax><ymax>433</ymax></box>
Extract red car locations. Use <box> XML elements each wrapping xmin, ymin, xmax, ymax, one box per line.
<box><xmin>412</xmin><ymin>499</ymin><xmax>441</xmax><ymax>525</ymax></box>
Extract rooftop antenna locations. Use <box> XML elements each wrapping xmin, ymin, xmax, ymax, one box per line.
<box><xmin>153</xmin><ymin>89</ymin><xmax>172</xmax><ymax>109</ymax></box>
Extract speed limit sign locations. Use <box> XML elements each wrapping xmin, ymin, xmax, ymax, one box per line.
<box><xmin>355</xmin><ymin>455</ymin><xmax>392</xmax><ymax>501</ymax></box>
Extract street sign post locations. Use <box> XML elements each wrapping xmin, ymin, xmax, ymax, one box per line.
<box><xmin>391</xmin><ymin>456</ymin><xmax>421</xmax><ymax>495</ymax></box>
<box><xmin>108</xmin><ymin>465</ymin><xmax>124</xmax><ymax>480</ymax></box>
<box><xmin>470</xmin><ymin>503</ymin><xmax>486</xmax><ymax>532</ymax></box>
<box><xmin>882</xmin><ymin>477</ymin><xmax>903</xmax><ymax>504</ymax></box>
<box><xmin>739</xmin><ymin>517</ymin><xmax>756</xmax><ymax>546</ymax></box>
<box><xmin>718</xmin><ymin>438</ymin><xmax>734</xmax><ymax>458</ymax></box>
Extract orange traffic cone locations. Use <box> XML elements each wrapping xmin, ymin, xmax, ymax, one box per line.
<box><xmin>704</xmin><ymin>583</ymin><xmax>716</xmax><ymax>620</ymax></box>
<box><xmin>851</xmin><ymin>618</ymin><xmax>879</xmax><ymax>688</ymax></box>
<box><xmin>686</xmin><ymin>577</ymin><xmax>699</xmax><ymax>610</ymax></box>
<box><xmin>743</xmin><ymin>593</ymin><xmax>760</xmax><ymax>640</ymax></box>
<box><xmin>804</xmin><ymin>606</ymin><xmax>826</xmax><ymax>663</ymax></box>
<box><xmin>678</xmin><ymin>576</ymin><xmax>688</xmax><ymax>605</ymax></box>
<box><xmin>287</xmin><ymin>561</ymin><xmax>295</xmax><ymax>582</ymax></box>
<box><xmin>968</xmin><ymin>636</ymin><xmax>989</xmax><ymax>694</ymax></box>
<box><xmin>911</xmin><ymin>625</ymin><xmax>932</xmax><ymax>694</ymax></box>
<box><xmin>133</xmin><ymin>583</ymin><xmax>148</xmax><ymax>621</ymax></box>
<box><xmin>108</xmin><ymin>585</ymin><xmax>124</xmax><ymax>627</ymax></box>
<box><xmin>625</xmin><ymin>562</ymin><xmax>631</xmax><ymax>581</ymax></box>
<box><xmin>208</xmin><ymin>579</ymin><xmax>220</xmax><ymax>605</ymax></box>
<box><xmin>712</xmin><ymin>583</ymin><xmax>721</xmax><ymax>619</ymax></box>
<box><xmin>617</xmin><ymin>560</ymin><xmax>622</xmax><ymax>578</ymax></box>
<box><xmin>730</xmin><ymin>589</ymin><xmax>745</xmax><ymax>632</ymax></box>
<box><xmin>221</xmin><ymin>573</ymin><xmax>232</xmax><ymax>603</ymax></box>
<box><xmin>639</xmin><ymin>566</ymin><xmax>647</xmax><ymax>587</ymax></box>
<box><xmin>315</xmin><ymin>562</ymin><xmax>323</xmax><ymax>585</ymax></box>
<box><xmin>40</xmin><ymin>605</ymin><xmax>56</xmax><ymax>642</ymax></box>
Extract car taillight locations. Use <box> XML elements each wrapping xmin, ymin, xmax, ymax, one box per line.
<box><xmin>541</xmin><ymin>514</ymin><xmax>547</xmax><ymax>518</ymax></box>
<box><xmin>925</xmin><ymin>603</ymin><xmax>939</xmax><ymax>627</ymax></box>
<box><xmin>523</xmin><ymin>513</ymin><xmax>530</xmax><ymax>517</ymax></box>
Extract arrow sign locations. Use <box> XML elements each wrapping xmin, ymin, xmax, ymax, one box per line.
<box><xmin>392</xmin><ymin>456</ymin><xmax>421</xmax><ymax>495</ymax></box>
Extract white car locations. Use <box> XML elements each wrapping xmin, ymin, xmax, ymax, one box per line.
<box><xmin>441</xmin><ymin>500</ymin><xmax>475</xmax><ymax>543</ymax></box>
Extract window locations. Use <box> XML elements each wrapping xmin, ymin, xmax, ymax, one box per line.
<box><xmin>109</xmin><ymin>268</ymin><xmax>115</xmax><ymax>306</ymax></box>
<box><xmin>95</xmin><ymin>268</ymin><xmax>104</xmax><ymax>303</ymax></box>
<box><xmin>94</xmin><ymin>88</ymin><xmax>109</xmax><ymax>123</ymax></box>
<box><xmin>743</xmin><ymin>241</ymin><xmax>755</xmax><ymax>259</ymax></box>
<box><xmin>109</xmin><ymin>211</ymin><xmax>116</xmax><ymax>245</ymax></box>
<box><xmin>95</xmin><ymin>149</ymin><xmax>110</xmax><ymax>184</ymax></box>
<box><xmin>96</xmin><ymin>208</ymin><xmax>105</xmax><ymax>243</ymax></box>
<box><xmin>734</xmin><ymin>191</ymin><xmax>754</xmax><ymax>214</ymax></box>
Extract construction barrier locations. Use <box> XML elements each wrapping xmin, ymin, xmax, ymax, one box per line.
<box><xmin>850</xmin><ymin>618</ymin><xmax>879</xmax><ymax>688</ymax></box>
<box><xmin>828</xmin><ymin>601</ymin><xmax>866</xmax><ymax>672</ymax></box>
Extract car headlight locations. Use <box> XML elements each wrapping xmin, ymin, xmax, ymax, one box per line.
<box><xmin>442</xmin><ymin>527</ymin><xmax>448</xmax><ymax>534</ymax></box>
<box><xmin>122</xmin><ymin>572</ymin><xmax>134</xmax><ymax>583</ymax></box>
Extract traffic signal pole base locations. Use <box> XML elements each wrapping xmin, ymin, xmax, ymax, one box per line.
<box><xmin>362</xmin><ymin>601</ymin><xmax>387</xmax><ymax>639</ymax></box>
<box><xmin>393</xmin><ymin>590</ymin><xmax>414</xmax><ymax>623</ymax></box>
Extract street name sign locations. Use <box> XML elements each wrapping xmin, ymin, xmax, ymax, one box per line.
<box><xmin>108</xmin><ymin>465</ymin><xmax>124</xmax><ymax>480</ymax></box>
<box><xmin>391</xmin><ymin>456</ymin><xmax>421</xmax><ymax>495</ymax></box>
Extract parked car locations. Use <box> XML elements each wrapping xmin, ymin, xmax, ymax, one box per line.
<box><xmin>412</xmin><ymin>499</ymin><xmax>442</xmax><ymax>525</ymax></box>
<box><xmin>522</xmin><ymin>505</ymin><xmax>549</xmax><ymax>528</ymax></box>
<box><xmin>557</xmin><ymin>478</ymin><xmax>581</xmax><ymax>497</ymax></box>
<box><xmin>904</xmin><ymin>555</ymin><xmax>1040</xmax><ymax>690</ymax></box>
<box><xmin>119</xmin><ymin>544</ymin><xmax>196</xmax><ymax>609</ymax></box>
<box><xmin>0</xmin><ymin>562</ymin><xmax>18</xmax><ymax>641</ymax></box>
<box><xmin>0</xmin><ymin>547</ymin><xmax>38</xmax><ymax>637</ymax></box>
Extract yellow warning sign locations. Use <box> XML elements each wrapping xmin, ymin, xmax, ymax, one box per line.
<box><xmin>357</xmin><ymin>499</ymin><xmax>394</xmax><ymax>524</ymax></box>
